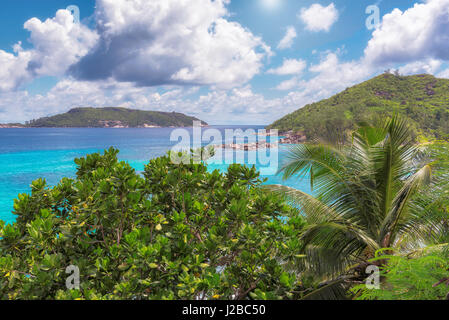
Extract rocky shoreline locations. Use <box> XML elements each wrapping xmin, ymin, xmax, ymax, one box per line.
<box><xmin>255</xmin><ymin>130</ymin><xmax>279</xmax><ymax>136</ymax></box>
<box><xmin>256</xmin><ymin>130</ymin><xmax>307</xmax><ymax>144</ymax></box>
<box><xmin>98</xmin><ymin>120</ymin><xmax>163</xmax><ymax>128</ymax></box>
<box><xmin>216</xmin><ymin>141</ymin><xmax>278</xmax><ymax>151</ymax></box>
<box><xmin>215</xmin><ymin>131</ymin><xmax>307</xmax><ymax>151</ymax></box>
<box><xmin>0</xmin><ymin>122</ymin><xmax>207</xmax><ymax>129</ymax></box>
<box><xmin>0</xmin><ymin>124</ymin><xmax>25</xmax><ymax>128</ymax></box>
<box><xmin>279</xmin><ymin>131</ymin><xmax>307</xmax><ymax>144</ymax></box>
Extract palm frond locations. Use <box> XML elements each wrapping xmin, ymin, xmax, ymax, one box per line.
<box><xmin>380</xmin><ymin>165</ymin><xmax>431</xmax><ymax>246</ymax></box>
<box><xmin>301</xmin><ymin>276</ymin><xmax>354</xmax><ymax>300</ymax></box>
<box><xmin>269</xmin><ymin>115</ymin><xmax>440</xmax><ymax>296</ymax></box>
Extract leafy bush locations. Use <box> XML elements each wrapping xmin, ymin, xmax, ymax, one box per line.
<box><xmin>0</xmin><ymin>148</ymin><xmax>305</xmax><ymax>300</ymax></box>
<box><xmin>353</xmin><ymin>248</ymin><xmax>449</xmax><ymax>300</ymax></box>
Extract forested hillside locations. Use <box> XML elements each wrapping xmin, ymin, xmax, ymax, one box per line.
<box><xmin>268</xmin><ymin>74</ymin><xmax>449</xmax><ymax>141</ymax></box>
<box><xmin>24</xmin><ymin>107</ymin><xmax>206</xmax><ymax>128</ymax></box>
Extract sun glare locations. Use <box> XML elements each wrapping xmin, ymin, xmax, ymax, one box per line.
<box><xmin>262</xmin><ymin>0</ymin><xmax>281</xmax><ymax>10</ymax></box>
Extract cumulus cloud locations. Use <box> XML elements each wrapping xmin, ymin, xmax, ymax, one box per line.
<box><xmin>6</xmin><ymin>0</ymin><xmax>449</xmax><ymax>125</ymax></box>
<box><xmin>267</xmin><ymin>51</ymin><xmax>375</xmax><ymax>113</ymax></box>
<box><xmin>299</xmin><ymin>51</ymin><xmax>374</xmax><ymax>99</ymax></box>
<box><xmin>398</xmin><ymin>59</ymin><xmax>443</xmax><ymax>75</ymax></box>
<box><xmin>267</xmin><ymin>59</ymin><xmax>307</xmax><ymax>76</ymax></box>
<box><xmin>364</xmin><ymin>0</ymin><xmax>449</xmax><ymax>66</ymax></box>
<box><xmin>0</xmin><ymin>47</ymin><xmax>378</xmax><ymax>125</ymax></box>
<box><xmin>273</xmin><ymin>50</ymin><xmax>373</xmax><ymax>93</ymax></box>
<box><xmin>0</xmin><ymin>79</ymin><xmax>186</xmax><ymax>123</ymax></box>
<box><xmin>69</xmin><ymin>0</ymin><xmax>271</xmax><ymax>89</ymax></box>
<box><xmin>0</xmin><ymin>10</ymin><xmax>98</xmax><ymax>92</ymax></box>
<box><xmin>23</xmin><ymin>10</ymin><xmax>98</xmax><ymax>77</ymax></box>
<box><xmin>275</xmin><ymin>77</ymin><xmax>300</xmax><ymax>91</ymax></box>
<box><xmin>277</xmin><ymin>26</ymin><xmax>297</xmax><ymax>50</ymax></box>
<box><xmin>0</xmin><ymin>45</ymin><xmax>32</xmax><ymax>92</ymax></box>
<box><xmin>298</xmin><ymin>3</ymin><xmax>339</xmax><ymax>32</ymax></box>
<box><xmin>0</xmin><ymin>79</ymin><xmax>278</xmax><ymax>124</ymax></box>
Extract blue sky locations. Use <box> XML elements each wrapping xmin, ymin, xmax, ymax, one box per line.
<box><xmin>0</xmin><ymin>0</ymin><xmax>448</xmax><ymax>124</ymax></box>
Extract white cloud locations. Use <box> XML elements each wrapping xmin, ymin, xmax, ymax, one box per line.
<box><xmin>267</xmin><ymin>59</ymin><xmax>307</xmax><ymax>76</ymax></box>
<box><xmin>298</xmin><ymin>51</ymin><xmax>374</xmax><ymax>101</ymax></box>
<box><xmin>365</xmin><ymin>0</ymin><xmax>449</xmax><ymax>66</ymax></box>
<box><xmin>6</xmin><ymin>0</ymin><xmax>449</xmax><ymax>126</ymax></box>
<box><xmin>0</xmin><ymin>79</ymin><xmax>185</xmax><ymax>123</ymax></box>
<box><xmin>277</xmin><ymin>26</ymin><xmax>297</xmax><ymax>50</ymax></box>
<box><xmin>0</xmin><ymin>45</ymin><xmax>32</xmax><ymax>92</ymax></box>
<box><xmin>272</xmin><ymin>51</ymin><xmax>372</xmax><ymax>92</ymax></box>
<box><xmin>0</xmin><ymin>9</ymin><xmax>98</xmax><ymax>92</ymax></box>
<box><xmin>275</xmin><ymin>77</ymin><xmax>300</xmax><ymax>91</ymax></box>
<box><xmin>70</xmin><ymin>0</ymin><xmax>271</xmax><ymax>89</ymax></box>
<box><xmin>298</xmin><ymin>3</ymin><xmax>339</xmax><ymax>32</ymax></box>
<box><xmin>398</xmin><ymin>59</ymin><xmax>443</xmax><ymax>75</ymax></box>
<box><xmin>0</xmin><ymin>79</ymin><xmax>278</xmax><ymax>125</ymax></box>
<box><xmin>0</xmin><ymin>47</ymin><xmax>378</xmax><ymax>125</ymax></box>
<box><xmin>23</xmin><ymin>10</ymin><xmax>98</xmax><ymax>77</ymax></box>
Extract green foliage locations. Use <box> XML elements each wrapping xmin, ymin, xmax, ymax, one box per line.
<box><xmin>267</xmin><ymin>117</ymin><xmax>445</xmax><ymax>299</ymax></box>
<box><xmin>0</xmin><ymin>148</ymin><xmax>305</xmax><ymax>300</ymax></box>
<box><xmin>413</xmin><ymin>142</ymin><xmax>449</xmax><ymax>245</ymax></box>
<box><xmin>353</xmin><ymin>248</ymin><xmax>449</xmax><ymax>300</ymax></box>
<box><xmin>25</xmin><ymin>107</ymin><xmax>206</xmax><ymax>128</ymax></box>
<box><xmin>268</xmin><ymin>74</ymin><xmax>449</xmax><ymax>140</ymax></box>
<box><xmin>428</xmin><ymin>142</ymin><xmax>449</xmax><ymax>178</ymax></box>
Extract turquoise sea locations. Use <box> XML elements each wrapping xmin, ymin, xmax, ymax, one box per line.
<box><xmin>0</xmin><ymin>126</ymin><xmax>311</xmax><ymax>224</ymax></box>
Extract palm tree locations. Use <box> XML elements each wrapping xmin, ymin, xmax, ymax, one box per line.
<box><xmin>267</xmin><ymin>116</ymin><xmax>441</xmax><ymax>297</ymax></box>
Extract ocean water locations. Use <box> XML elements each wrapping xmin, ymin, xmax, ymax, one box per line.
<box><xmin>0</xmin><ymin>126</ymin><xmax>311</xmax><ymax>224</ymax></box>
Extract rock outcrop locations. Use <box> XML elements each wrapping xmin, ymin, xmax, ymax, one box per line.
<box><xmin>279</xmin><ymin>131</ymin><xmax>307</xmax><ymax>144</ymax></box>
<box><xmin>216</xmin><ymin>141</ymin><xmax>278</xmax><ymax>151</ymax></box>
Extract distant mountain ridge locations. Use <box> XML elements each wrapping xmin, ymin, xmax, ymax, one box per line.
<box><xmin>0</xmin><ymin>107</ymin><xmax>207</xmax><ymax>128</ymax></box>
<box><xmin>267</xmin><ymin>73</ymin><xmax>449</xmax><ymax>141</ymax></box>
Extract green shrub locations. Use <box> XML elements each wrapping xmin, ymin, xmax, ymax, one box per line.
<box><xmin>353</xmin><ymin>248</ymin><xmax>449</xmax><ymax>300</ymax></box>
<box><xmin>0</xmin><ymin>148</ymin><xmax>305</xmax><ymax>300</ymax></box>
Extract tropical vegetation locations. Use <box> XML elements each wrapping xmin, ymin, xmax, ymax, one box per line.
<box><xmin>268</xmin><ymin>73</ymin><xmax>449</xmax><ymax>141</ymax></box>
<box><xmin>267</xmin><ymin>116</ymin><xmax>449</xmax><ymax>299</ymax></box>
<box><xmin>353</xmin><ymin>247</ymin><xmax>449</xmax><ymax>300</ymax></box>
<box><xmin>0</xmin><ymin>116</ymin><xmax>448</xmax><ymax>300</ymax></box>
<box><xmin>0</xmin><ymin>148</ymin><xmax>305</xmax><ymax>300</ymax></box>
<box><xmin>21</xmin><ymin>107</ymin><xmax>206</xmax><ymax>128</ymax></box>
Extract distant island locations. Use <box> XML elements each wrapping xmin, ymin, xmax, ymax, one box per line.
<box><xmin>268</xmin><ymin>73</ymin><xmax>449</xmax><ymax>142</ymax></box>
<box><xmin>0</xmin><ymin>107</ymin><xmax>207</xmax><ymax>128</ymax></box>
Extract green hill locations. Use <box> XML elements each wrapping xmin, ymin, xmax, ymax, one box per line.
<box><xmin>25</xmin><ymin>107</ymin><xmax>207</xmax><ymax>128</ymax></box>
<box><xmin>268</xmin><ymin>73</ymin><xmax>449</xmax><ymax>141</ymax></box>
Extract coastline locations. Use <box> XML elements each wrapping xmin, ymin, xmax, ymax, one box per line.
<box><xmin>0</xmin><ymin>125</ymin><xmax>211</xmax><ymax>129</ymax></box>
<box><xmin>0</xmin><ymin>125</ymin><xmax>310</xmax><ymax>225</ymax></box>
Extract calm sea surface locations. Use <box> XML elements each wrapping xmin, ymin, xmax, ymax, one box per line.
<box><xmin>0</xmin><ymin>126</ymin><xmax>311</xmax><ymax>224</ymax></box>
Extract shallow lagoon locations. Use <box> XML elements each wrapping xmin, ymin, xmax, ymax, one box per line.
<box><xmin>0</xmin><ymin>127</ymin><xmax>311</xmax><ymax>224</ymax></box>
